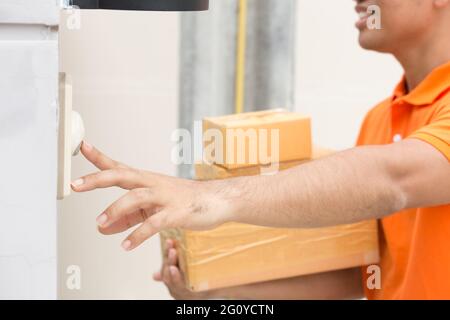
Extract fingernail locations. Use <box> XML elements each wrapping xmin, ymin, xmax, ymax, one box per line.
<box><xmin>122</xmin><ymin>240</ymin><xmax>132</xmax><ymax>251</ymax></box>
<box><xmin>71</xmin><ymin>178</ymin><xmax>84</xmax><ymax>187</ymax></box>
<box><xmin>96</xmin><ymin>213</ymin><xmax>108</xmax><ymax>226</ymax></box>
<box><xmin>169</xmin><ymin>266</ymin><xmax>177</xmax><ymax>276</ymax></box>
<box><xmin>83</xmin><ymin>141</ymin><xmax>93</xmax><ymax>151</ymax></box>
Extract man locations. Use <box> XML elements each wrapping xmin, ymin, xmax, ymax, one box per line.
<box><xmin>72</xmin><ymin>0</ymin><xmax>450</xmax><ymax>299</ymax></box>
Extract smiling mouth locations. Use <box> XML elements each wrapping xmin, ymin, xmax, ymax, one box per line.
<box><xmin>356</xmin><ymin>7</ymin><xmax>376</xmax><ymax>29</ymax></box>
<box><xmin>358</xmin><ymin>8</ymin><xmax>376</xmax><ymax>19</ymax></box>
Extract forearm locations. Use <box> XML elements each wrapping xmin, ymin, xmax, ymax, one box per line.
<box><xmin>208</xmin><ymin>268</ymin><xmax>363</xmax><ymax>300</ymax></box>
<box><xmin>221</xmin><ymin>145</ymin><xmax>407</xmax><ymax>228</ymax></box>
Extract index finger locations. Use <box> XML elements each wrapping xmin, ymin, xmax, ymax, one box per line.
<box><xmin>81</xmin><ymin>141</ymin><xmax>124</xmax><ymax>170</ymax></box>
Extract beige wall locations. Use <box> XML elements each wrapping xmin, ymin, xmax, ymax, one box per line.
<box><xmin>58</xmin><ymin>9</ymin><xmax>179</xmax><ymax>299</ymax></box>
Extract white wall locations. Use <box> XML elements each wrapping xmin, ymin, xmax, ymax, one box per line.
<box><xmin>58</xmin><ymin>10</ymin><xmax>178</xmax><ymax>299</ymax></box>
<box><xmin>295</xmin><ymin>0</ymin><xmax>402</xmax><ymax>150</ymax></box>
<box><xmin>0</xmin><ymin>0</ymin><xmax>59</xmax><ymax>299</ymax></box>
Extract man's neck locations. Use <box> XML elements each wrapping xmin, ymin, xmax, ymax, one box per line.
<box><xmin>394</xmin><ymin>25</ymin><xmax>450</xmax><ymax>92</ymax></box>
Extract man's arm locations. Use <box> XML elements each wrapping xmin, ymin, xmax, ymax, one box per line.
<box><xmin>72</xmin><ymin>138</ymin><xmax>450</xmax><ymax>250</ymax></box>
<box><xmin>156</xmin><ymin>239</ymin><xmax>364</xmax><ymax>300</ymax></box>
<box><xmin>225</xmin><ymin>139</ymin><xmax>450</xmax><ymax>228</ymax></box>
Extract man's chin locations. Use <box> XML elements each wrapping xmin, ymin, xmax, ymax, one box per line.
<box><xmin>358</xmin><ymin>32</ymin><xmax>389</xmax><ymax>53</ymax></box>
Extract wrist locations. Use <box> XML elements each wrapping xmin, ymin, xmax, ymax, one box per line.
<box><xmin>202</xmin><ymin>177</ymin><xmax>249</xmax><ymax>225</ymax></box>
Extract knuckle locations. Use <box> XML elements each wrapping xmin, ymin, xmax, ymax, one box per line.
<box><xmin>112</xmin><ymin>167</ymin><xmax>127</xmax><ymax>179</ymax></box>
<box><xmin>150</xmin><ymin>215</ymin><xmax>161</xmax><ymax>229</ymax></box>
<box><xmin>124</xmin><ymin>214</ymin><xmax>133</xmax><ymax>229</ymax></box>
<box><xmin>133</xmin><ymin>229</ymin><xmax>146</xmax><ymax>240</ymax></box>
<box><xmin>105</xmin><ymin>205</ymin><xmax>116</xmax><ymax>220</ymax></box>
<box><xmin>91</xmin><ymin>152</ymin><xmax>100</xmax><ymax>165</ymax></box>
<box><xmin>151</xmin><ymin>214</ymin><xmax>168</xmax><ymax>230</ymax></box>
<box><xmin>84</xmin><ymin>173</ymin><xmax>97</xmax><ymax>184</ymax></box>
<box><xmin>134</xmin><ymin>224</ymin><xmax>152</xmax><ymax>240</ymax></box>
<box><xmin>132</xmin><ymin>188</ymin><xmax>151</xmax><ymax>203</ymax></box>
<box><xmin>126</xmin><ymin>167</ymin><xmax>141</xmax><ymax>177</ymax></box>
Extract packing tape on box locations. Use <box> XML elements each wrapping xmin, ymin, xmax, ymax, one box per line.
<box><xmin>161</xmin><ymin>221</ymin><xmax>378</xmax><ymax>267</ymax></box>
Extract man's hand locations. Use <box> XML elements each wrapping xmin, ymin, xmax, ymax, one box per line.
<box><xmin>153</xmin><ymin>239</ymin><xmax>213</xmax><ymax>300</ymax></box>
<box><xmin>71</xmin><ymin>141</ymin><xmax>236</xmax><ymax>251</ymax></box>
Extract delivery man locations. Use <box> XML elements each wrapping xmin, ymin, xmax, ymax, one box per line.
<box><xmin>71</xmin><ymin>0</ymin><xmax>450</xmax><ymax>299</ymax></box>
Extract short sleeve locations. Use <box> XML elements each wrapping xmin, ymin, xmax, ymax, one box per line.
<box><xmin>409</xmin><ymin>104</ymin><xmax>450</xmax><ymax>161</ymax></box>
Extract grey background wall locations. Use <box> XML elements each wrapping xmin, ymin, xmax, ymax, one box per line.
<box><xmin>178</xmin><ymin>0</ymin><xmax>297</xmax><ymax>178</ymax></box>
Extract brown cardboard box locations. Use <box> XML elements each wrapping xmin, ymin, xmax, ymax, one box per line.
<box><xmin>203</xmin><ymin>109</ymin><xmax>312</xmax><ymax>169</ymax></box>
<box><xmin>195</xmin><ymin>146</ymin><xmax>334</xmax><ymax>179</ymax></box>
<box><xmin>160</xmin><ymin>148</ymin><xmax>379</xmax><ymax>292</ymax></box>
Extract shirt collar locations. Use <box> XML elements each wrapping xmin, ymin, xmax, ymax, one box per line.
<box><xmin>392</xmin><ymin>60</ymin><xmax>450</xmax><ymax>106</ymax></box>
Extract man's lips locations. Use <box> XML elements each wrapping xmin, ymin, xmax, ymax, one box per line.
<box><xmin>355</xmin><ymin>5</ymin><xmax>375</xmax><ymax>29</ymax></box>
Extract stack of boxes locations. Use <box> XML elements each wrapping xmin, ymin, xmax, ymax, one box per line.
<box><xmin>161</xmin><ymin>109</ymin><xmax>379</xmax><ymax>292</ymax></box>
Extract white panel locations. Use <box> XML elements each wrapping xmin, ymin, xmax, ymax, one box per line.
<box><xmin>0</xmin><ymin>256</ymin><xmax>31</xmax><ymax>299</ymax></box>
<box><xmin>0</xmin><ymin>24</ymin><xmax>57</xmax><ymax>41</ymax></box>
<box><xmin>0</xmin><ymin>41</ymin><xmax>58</xmax><ymax>299</ymax></box>
<box><xmin>0</xmin><ymin>0</ymin><xmax>60</xmax><ymax>26</ymax></box>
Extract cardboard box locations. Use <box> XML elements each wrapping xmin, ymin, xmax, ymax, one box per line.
<box><xmin>161</xmin><ymin>222</ymin><xmax>379</xmax><ymax>292</ymax></box>
<box><xmin>195</xmin><ymin>146</ymin><xmax>333</xmax><ymax>179</ymax></box>
<box><xmin>203</xmin><ymin>109</ymin><xmax>312</xmax><ymax>169</ymax></box>
<box><xmin>161</xmin><ymin>148</ymin><xmax>379</xmax><ymax>292</ymax></box>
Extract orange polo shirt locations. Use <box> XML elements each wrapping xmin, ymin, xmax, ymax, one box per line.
<box><xmin>358</xmin><ymin>61</ymin><xmax>450</xmax><ymax>299</ymax></box>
